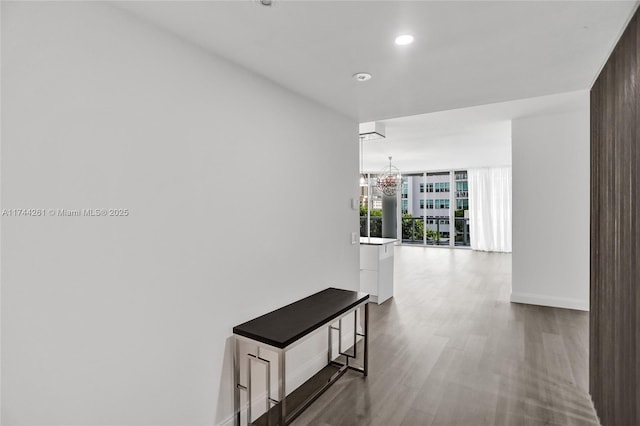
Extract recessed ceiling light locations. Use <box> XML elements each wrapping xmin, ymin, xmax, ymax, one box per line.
<box><xmin>353</xmin><ymin>72</ymin><xmax>372</xmax><ymax>82</ymax></box>
<box><xmin>395</xmin><ymin>34</ymin><xmax>414</xmax><ymax>46</ymax></box>
<box><xmin>259</xmin><ymin>0</ymin><xmax>273</xmax><ymax>6</ymax></box>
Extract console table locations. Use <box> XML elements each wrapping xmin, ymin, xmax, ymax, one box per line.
<box><xmin>233</xmin><ymin>288</ymin><xmax>370</xmax><ymax>426</ymax></box>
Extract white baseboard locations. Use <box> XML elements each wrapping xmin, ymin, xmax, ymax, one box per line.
<box><xmin>510</xmin><ymin>292</ymin><xmax>589</xmax><ymax>311</ymax></box>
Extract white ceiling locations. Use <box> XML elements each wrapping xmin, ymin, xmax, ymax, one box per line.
<box><xmin>362</xmin><ymin>90</ymin><xmax>587</xmax><ymax>172</ymax></box>
<box><xmin>116</xmin><ymin>1</ymin><xmax>636</xmax><ymax>122</ymax></box>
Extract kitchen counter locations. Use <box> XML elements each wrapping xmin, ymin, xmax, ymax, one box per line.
<box><xmin>359</xmin><ymin>237</ymin><xmax>397</xmax><ymax>246</ymax></box>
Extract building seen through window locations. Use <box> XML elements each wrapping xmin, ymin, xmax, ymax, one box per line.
<box><xmin>360</xmin><ymin>170</ymin><xmax>470</xmax><ymax>247</ymax></box>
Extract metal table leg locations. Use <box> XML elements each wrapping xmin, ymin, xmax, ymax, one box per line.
<box><xmin>278</xmin><ymin>350</ymin><xmax>286</xmax><ymax>425</ymax></box>
<box><xmin>234</xmin><ymin>338</ymin><xmax>241</xmax><ymax>426</ymax></box>
<box><xmin>364</xmin><ymin>302</ymin><xmax>369</xmax><ymax>376</ymax></box>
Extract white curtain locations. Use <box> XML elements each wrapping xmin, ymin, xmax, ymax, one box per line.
<box><xmin>468</xmin><ymin>167</ymin><xmax>512</xmax><ymax>252</ymax></box>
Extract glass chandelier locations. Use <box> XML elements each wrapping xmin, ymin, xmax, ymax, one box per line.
<box><xmin>376</xmin><ymin>156</ymin><xmax>401</xmax><ymax>196</ymax></box>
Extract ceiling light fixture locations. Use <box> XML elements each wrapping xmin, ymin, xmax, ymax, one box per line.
<box><xmin>353</xmin><ymin>72</ymin><xmax>372</xmax><ymax>82</ymax></box>
<box><xmin>359</xmin><ymin>121</ymin><xmax>385</xmax><ymax>141</ymax></box>
<box><xmin>259</xmin><ymin>0</ymin><xmax>273</xmax><ymax>6</ymax></box>
<box><xmin>395</xmin><ymin>34</ymin><xmax>414</xmax><ymax>46</ymax></box>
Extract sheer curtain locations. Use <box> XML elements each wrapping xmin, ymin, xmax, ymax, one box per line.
<box><xmin>468</xmin><ymin>167</ymin><xmax>512</xmax><ymax>252</ymax></box>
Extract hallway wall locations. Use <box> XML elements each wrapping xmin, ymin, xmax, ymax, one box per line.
<box><xmin>1</xmin><ymin>3</ymin><xmax>358</xmax><ymax>425</ymax></box>
<box><xmin>512</xmin><ymin>95</ymin><xmax>590</xmax><ymax>311</ymax></box>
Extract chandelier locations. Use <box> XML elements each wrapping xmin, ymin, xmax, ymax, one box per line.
<box><xmin>376</xmin><ymin>156</ymin><xmax>401</xmax><ymax>196</ymax></box>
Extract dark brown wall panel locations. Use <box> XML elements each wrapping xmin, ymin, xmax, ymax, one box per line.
<box><xmin>590</xmin><ymin>6</ymin><xmax>640</xmax><ymax>426</ymax></box>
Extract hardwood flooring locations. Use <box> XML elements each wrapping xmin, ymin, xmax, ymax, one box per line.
<box><xmin>292</xmin><ymin>246</ymin><xmax>596</xmax><ymax>426</ymax></box>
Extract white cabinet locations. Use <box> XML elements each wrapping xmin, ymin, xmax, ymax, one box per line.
<box><xmin>359</xmin><ymin>238</ymin><xmax>395</xmax><ymax>304</ymax></box>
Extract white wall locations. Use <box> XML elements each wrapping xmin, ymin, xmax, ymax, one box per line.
<box><xmin>1</xmin><ymin>3</ymin><xmax>358</xmax><ymax>425</ymax></box>
<box><xmin>511</xmin><ymin>92</ymin><xmax>590</xmax><ymax>311</ymax></box>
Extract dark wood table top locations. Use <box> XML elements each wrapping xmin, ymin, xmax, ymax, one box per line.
<box><xmin>233</xmin><ymin>287</ymin><xmax>369</xmax><ymax>349</ymax></box>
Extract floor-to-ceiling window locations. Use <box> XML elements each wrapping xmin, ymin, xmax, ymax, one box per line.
<box><xmin>400</xmin><ymin>173</ymin><xmax>424</xmax><ymax>244</ymax></box>
<box><xmin>361</xmin><ymin>169</ymin><xmax>471</xmax><ymax>247</ymax></box>
<box><xmin>425</xmin><ymin>171</ymin><xmax>451</xmax><ymax>246</ymax></box>
<box><xmin>359</xmin><ymin>174</ymin><xmax>383</xmax><ymax>238</ymax></box>
<box><xmin>454</xmin><ymin>170</ymin><xmax>470</xmax><ymax>246</ymax></box>
<box><xmin>359</xmin><ymin>175</ymin><xmax>369</xmax><ymax>237</ymax></box>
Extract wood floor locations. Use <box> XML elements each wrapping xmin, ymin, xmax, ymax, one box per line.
<box><xmin>292</xmin><ymin>246</ymin><xmax>596</xmax><ymax>426</ymax></box>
